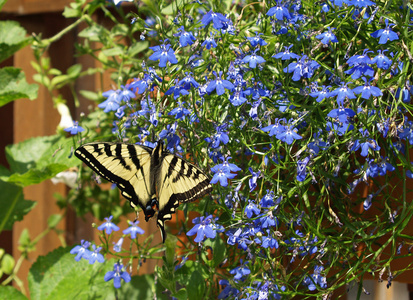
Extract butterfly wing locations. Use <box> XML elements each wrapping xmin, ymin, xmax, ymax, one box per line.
<box><xmin>156</xmin><ymin>152</ymin><xmax>213</xmax><ymax>242</ymax></box>
<box><xmin>75</xmin><ymin>143</ymin><xmax>155</xmax><ymax>215</ymax></box>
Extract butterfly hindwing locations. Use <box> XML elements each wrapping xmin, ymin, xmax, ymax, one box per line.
<box><xmin>156</xmin><ymin>152</ymin><xmax>213</xmax><ymax>242</ymax></box>
<box><xmin>75</xmin><ymin>143</ymin><xmax>155</xmax><ymax>212</ymax></box>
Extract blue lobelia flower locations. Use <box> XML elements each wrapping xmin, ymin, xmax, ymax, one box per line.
<box><xmin>113</xmin><ymin>237</ymin><xmax>124</xmax><ymax>253</ymax></box>
<box><xmin>168</xmin><ymin>102</ymin><xmax>191</xmax><ymax>120</ymax></box>
<box><xmin>104</xmin><ymin>263</ymin><xmax>131</xmax><ymax>289</ymax></box>
<box><xmin>178</xmin><ymin>72</ymin><xmax>199</xmax><ymax>89</ymax></box>
<box><xmin>218</xmin><ymin>280</ymin><xmax>239</xmax><ymax>299</ymax></box>
<box><xmin>353</xmin><ymin>77</ymin><xmax>383</xmax><ymax>99</ymax></box>
<box><xmin>70</xmin><ymin>240</ymin><xmax>91</xmax><ymax>262</ymax></box>
<box><xmin>206</xmin><ymin>71</ymin><xmax>234</xmax><ymax>95</ymax></box>
<box><xmin>64</xmin><ymin>121</ymin><xmax>85</xmax><ymax>135</ymax></box>
<box><xmin>247</xmin><ymin>32</ymin><xmax>268</xmax><ymax>47</ymax></box>
<box><xmin>347</xmin><ymin>0</ymin><xmax>375</xmax><ymax>7</ymax></box>
<box><xmin>266</xmin><ymin>0</ymin><xmax>291</xmax><ymax>20</ymax></box>
<box><xmin>249</xmin><ymin>167</ymin><xmax>261</xmax><ymax>192</ymax></box>
<box><xmin>187</xmin><ymin>215</ymin><xmax>223</xmax><ymax>243</ymax></box>
<box><xmin>201</xmin><ymin>35</ymin><xmax>218</xmax><ymax>49</ymax></box>
<box><xmin>99</xmin><ymin>89</ymin><xmax>121</xmax><ymax>113</ymax></box>
<box><xmin>165</xmin><ymin>79</ymin><xmax>189</xmax><ymax>100</ymax></box>
<box><xmin>350</xmin><ymin>129</ymin><xmax>381</xmax><ymax>157</ymax></box>
<box><xmin>211</xmin><ymin>156</ymin><xmax>241</xmax><ymax>174</ymax></box>
<box><xmin>276</xmin><ymin>123</ymin><xmax>302</xmax><ymax>145</ymax></box>
<box><xmin>303</xmin><ymin>265</ymin><xmax>327</xmax><ymax>291</ymax></box>
<box><xmin>86</xmin><ymin>245</ymin><xmax>105</xmax><ymax>264</ymax></box>
<box><xmin>272</xmin><ymin>45</ymin><xmax>300</xmax><ymax>60</ymax></box>
<box><xmin>210</xmin><ymin>166</ymin><xmax>237</xmax><ymax>187</ymax></box>
<box><xmin>123</xmin><ymin>220</ymin><xmax>145</xmax><ymax>239</ymax></box>
<box><xmin>296</xmin><ymin>156</ymin><xmax>311</xmax><ymax>182</ymax></box>
<box><xmin>316</xmin><ymin>27</ymin><xmax>338</xmax><ymax>44</ymax></box>
<box><xmin>371</xmin><ymin>50</ymin><xmax>392</xmax><ymax>70</ymax></box>
<box><xmin>242</xmin><ymin>49</ymin><xmax>266</xmax><ymax>68</ymax></box>
<box><xmin>244</xmin><ymin>200</ymin><xmax>260</xmax><ymax>218</ymax></box>
<box><xmin>331</xmin><ymin>81</ymin><xmax>356</xmax><ymax>106</ymax></box>
<box><xmin>371</xmin><ymin>19</ymin><xmax>399</xmax><ymax>44</ymax></box>
<box><xmin>97</xmin><ymin>216</ymin><xmax>120</xmax><ymax>235</ymax></box>
<box><xmin>175</xmin><ymin>26</ymin><xmax>196</xmax><ymax>47</ymax></box>
<box><xmin>149</xmin><ymin>41</ymin><xmax>178</xmax><ymax>67</ymax></box>
<box><xmin>201</xmin><ymin>10</ymin><xmax>229</xmax><ymax>29</ymax></box>
<box><xmin>230</xmin><ymin>263</ymin><xmax>251</xmax><ymax>281</ymax></box>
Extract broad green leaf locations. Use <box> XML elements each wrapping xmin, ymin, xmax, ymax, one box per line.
<box><xmin>0</xmin><ymin>67</ymin><xmax>38</xmax><ymax>107</ymax></box>
<box><xmin>4</xmin><ymin>135</ymin><xmax>80</xmax><ymax>187</ymax></box>
<box><xmin>0</xmin><ymin>21</ymin><xmax>31</xmax><ymax>63</ymax></box>
<box><xmin>79</xmin><ymin>90</ymin><xmax>101</xmax><ymax>101</ymax></box>
<box><xmin>161</xmin><ymin>0</ymin><xmax>185</xmax><ymax>15</ymax></box>
<box><xmin>0</xmin><ymin>180</ymin><xmax>35</xmax><ymax>231</ymax></box>
<box><xmin>187</xmin><ymin>270</ymin><xmax>205</xmax><ymax>300</ymax></box>
<box><xmin>78</xmin><ymin>24</ymin><xmax>106</xmax><ymax>42</ymax></box>
<box><xmin>204</xmin><ymin>237</ymin><xmax>226</xmax><ymax>267</ymax></box>
<box><xmin>28</xmin><ymin>247</ymin><xmax>114</xmax><ymax>300</ymax></box>
<box><xmin>0</xmin><ymin>0</ymin><xmax>7</xmax><ymax>11</ymax></box>
<box><xmin>0</xmin><ymin>286</ymin><xmax>28</xmax><ymax>300</ymax></box>
<box><xmin>28</xmin><ymin>247</ymin><xmax>168</xmax><ymax>300</ymax></box>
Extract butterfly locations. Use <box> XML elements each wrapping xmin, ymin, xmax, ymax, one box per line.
<box><xmin>75</xmin><ymin>140</ymin><xmax>212</xmax><ymax>242</ymax></box>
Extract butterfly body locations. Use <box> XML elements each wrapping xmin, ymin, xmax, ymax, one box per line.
<box><xmin>75</xmin><ymin>141</ymin><xmax>212</xmax><ymax>242</ymax></box>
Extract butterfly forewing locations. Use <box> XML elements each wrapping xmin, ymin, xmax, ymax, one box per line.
<box><xmin>75</xmin><ymin>143</ymin><xmax>154</xmax><ymax>211</ymax></box>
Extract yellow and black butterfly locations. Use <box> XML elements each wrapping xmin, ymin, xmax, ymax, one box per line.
<box><xmin>75</xmin><ymin>141</ymin><xmax>212</xmax><ymax>242</ymax></box>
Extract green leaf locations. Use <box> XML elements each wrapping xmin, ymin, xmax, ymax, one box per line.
<box><xmin>0</xmin><ymin>21</ymin><xmax>31</xmax><ymax>63</ymax></box>
<box><xmin>127</xmin><ymin>41</ymin><xmax>149</xmax><ymax>57</ymax></box>
<box><xmin>102</xmin><ymin>46</ymin><xmax>124</xmax><ymax>57</ymax></box>
<box><xmin>0</xmin><ymin>67</ymin><xmax>38</xmax><ymax>107</ymax></box>
<box><xmin>161</xmin><ymin>0</ymin><xmax>185</xmax><ymax>15</ymax></box>
<box><xmin>1</xmin><ymin>253</ymin><xmax>15</xmax><ymax>274</ymax></box>
<box><xmin>204</xmin><ymin>237</ymin><xmax>226</xmax><ymax>267</ymax></box>
<box><xmin>187</xmin><ymin>270</ymin><xmax>205</xmax><ymax>299</ymax></box>
<box><xmin>28</xmin><ymin>247</ymin><xmax>113</xmax><ymax>300</ymax></box>
<box><xmin>79</xmin><ymin>90</ymin><xmax>101</xmax><ymax>101</ymax></box>
<box><xmin>47</xmin><ymin>214</ymin><xmax>62</xmax><ymax>228</ymax></box>
<box><xmin>0</xmin><ymin>180</ymin><xmax>36</xmax><ymax>231</ymax></box>
<box><xmin>4</xmin><ymin>135</ymin><xmax>80</xmax><ymax>187</ymax></box>
<box><xmin>78</xmin><ymin>25</ymin><xmax>106</xmax><ymax>42</ymax></box>
<box><xmin>0</xmin><ymin>286</ymin><xmax>28</xmax><ymax>300</ymax></box>
<box><xmin>28</xmin><ymin>247</ymin><xmax>168</xmax><ymax>300</ymax></box>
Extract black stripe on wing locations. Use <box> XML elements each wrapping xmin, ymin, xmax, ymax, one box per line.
<box><xmin>75</xmin><ymin>143</ymin><xmax>152</xmax><ymax>211</ymax></box>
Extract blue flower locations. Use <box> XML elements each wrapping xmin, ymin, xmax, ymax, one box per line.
<box><xmin>353</xmin><ymin>77</ymin><xmax>383</xmax><ymax>99</ymax></box>
<box><xmin>347</xmin><ymin>0</ymin><xmax>375</xmax><ymax>7</ymax></box>
<box><xmin>86</xmin><ymin>245</ymin><xmax>105</xmax><ymax>264</ymax></box>
<box><xmin>70</xmin><ymin>240</ymin><xmax>91</xmax><ymax>262</ymax></box>
<box><xmin>371</xmin><ymin>50</ymin><xmax>392</xmax><ymax>69</ymax></box>
<box><xmin>178</xmin><ymin>73</ymin><xmax>199</xmax><ymax>89</ymax></box>
<box><xmin>266</xmin><ymin>1</ymin><xmax>291</xmax><ymax>20</ymax></box>
<box><xmin>230</xmin><ymin>263</ymin><xmax>251</xmax><ymax>281</ymax></box>
<box><xmin>113</xmin><ymin>237</ymin><xmax>124</xmax><ymax>253</ymax></box>
<box><xmin>149</xmin><ymin>42</ymin><xmax>178</xmax><ymax>67</ymax></box>
<box><xmin>303</xmin><ymin>265</ymin><xmax>327</xmax><ymax>291</ymax></box>
<box><xmin>316</xmin><ymin>27</ymin><xmax>338</xmax><ymax>44</ymax></box>
<box><xmin>206</xmin><ymin>71</ymin><xmax>234</xmax><ymax>95</ymax></box>
<box><xmin>123</xmin><ymin>220</ymin><xmax>145</xmax><ymax>239</ymax></box>
<box><xmin>242</xmin><ymin>49</ymin><xmax>266</xmax><ymax>68</ymax></box>
<box><xmin>99</xmin><ymin>89</ymin><xmax>121</xmax><ymax>113</ymax></box>
<box><xmin>247</xmin><ymin>32</ymin><xmax>267</xmax><ymax>47</ymax></box>
<box><xmin>210</xmin><ymin>165</ymin><xmax>237</xmax><ymax>187</ymax></box>
<box><xmin>187</xmin><ymin>215</ymin><xmax>223</xmax><ymax>243</ymax></box>
<box><xmin>249</xmin><ymin>167</ymin><xmax>260</xmax><ymax>192</ymax></box>
<box><xmin>272</xmin><ymin>45</ymin><xmax>300</xmax><ymax>60</ymax></box>
<box><xmin>64</xmin><ymin>121</ymin><xmax>85</xmax><ymax>135</ymax></box>
<box><xmin>104</xmin><ymin>263</ymin><xmax>131</xmax><ymax>289</ymax></box>
<box><xmin>244</xmin><ymin>200</ymin><xmax>260</xmax><ymax>218</ymax></box>
<box><xmin>211</xmin><ymin>156</ymin><xmax>241</xmax><ymax>174</ymax></box>
<box><xmin>276</xmin><ymin>124</ymin><xmax>302</xmax><ymax>144</ymax></box>
<box><xmin>296</xmin><ymin>156</ymin><xmax>310</xmax><ymax>182</ymax></box>
<box><xmin>165</xmin><ymin>79</ymin><xmax>189</xmax><ymax>100</ymax></box>
<box><xmin>331</xmin><ymin>82</ymin><xmax>356</xmax><ymax>106</ymax></box>
<box><xmin>97</xmin><ymin>216</ymin><xmax>120</xmax><ymax>235</ymax></box>
<box><xmin>201</xmin><ymin>10</ymin><xmax>229</xmax><ymax>29</ymax></box>
<box><xmin>371</xmin><ymin>19</ymin><xmax>399</xmax><ymax>44</ymax></box>
<box><xmin>218</xmin><ymin>280</ymin><xmax>239</xmax><ymax>299</ymax></box>
<box><xmin>201</xmin><ymin>35</ymin><xmax>218</xmax><ymax>49</ymax></box>
<box><xmin>175</xmin><ymin>26</ymin><xmax>196</xmax><ymax>47</ymax></box>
